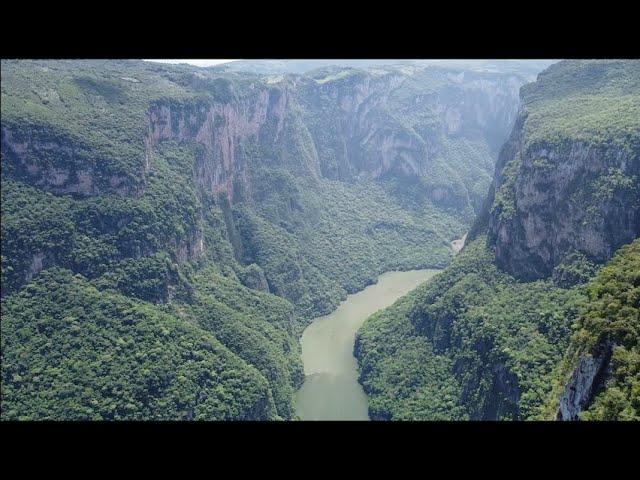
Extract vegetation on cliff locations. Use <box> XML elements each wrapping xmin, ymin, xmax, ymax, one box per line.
<box><xmin>549</xmin><ymin>239</ymin><xmax>639</xmax><ymax>420</ymax></box>
<box><xmin>488</xmin><ymin>60</ymin><xmax>639</xmax><ymax>280</ymax></box>
<box><xmin>356</xmin><ymin>237</ymin><xmax>586</xmax><ymax>420</ymax></box>
<box><xmin>355</xmin><ymin>60</ymin><xmax>639</xmax><ymax>421</ymax></box>
<box><xmin>1</xmin><ymin>59</ymin><xmax>527</xmax><ymax>419</ymax></box>
<box><xmin>521</xmin><ymin>60</ymin><xmax>640</xmax><ymax>152</ymax></box>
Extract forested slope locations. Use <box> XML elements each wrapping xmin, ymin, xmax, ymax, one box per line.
<box><xmin>355</xmin><ymin>60</ymin><xmax>640</xmax><ymax>421</ymax></box>
<box><xmin>552</xmin><ymin>239</ymin><xmax>639</xmax><ymax>420</ymax></box>
<box><xmin>1</xmin><ymin>59</ymin><xmax>532</xmax><ymax>419</ymax></box>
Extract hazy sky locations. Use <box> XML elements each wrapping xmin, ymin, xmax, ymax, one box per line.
<box><xmin>145</xmin><ymin>59</ymin><xmax>236</xmax><ymax>67</ymax></box>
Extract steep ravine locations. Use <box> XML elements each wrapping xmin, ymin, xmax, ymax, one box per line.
<box><xmin>0</xmin><ymin>59</ymin><xmax>552</xmax><ymax>420</ymax></box>
<box><xmin>353</xmin><ymin>60</ymin><xmax>640</xmax><ymax>421</ymax></box>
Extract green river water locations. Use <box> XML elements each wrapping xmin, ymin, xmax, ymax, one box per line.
<box><xmin>295</xmin><ymin>269</ymin><xmax>441</xmax><ymax>420</ymax></box>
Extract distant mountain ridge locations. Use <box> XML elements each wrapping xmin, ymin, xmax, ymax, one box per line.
<box><xmin>212</xmin><ymin>59</ymin><xmax>557</xmax><ymax>79</ymax></box>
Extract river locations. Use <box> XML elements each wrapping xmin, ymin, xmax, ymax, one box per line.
<box><xmin>295</xmin><ymin>269</ymin><xmax>441</xmax><ymax>420</ymax></box>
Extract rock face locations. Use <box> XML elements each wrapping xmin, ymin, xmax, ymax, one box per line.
<box><xmin>238</xmin><ymin>263</ymin><xmax>270</xmax><ymax>292</ymax></box>
<box><xmin>173</xmin><ymin>230</ymin><xmax>205</xmax><ymax>265</ymax></box>
<box><xmin>297</xmin><ymin>70</ymin><xmax>411</xmax><ymax>181</ymax></box>
<box><xmin>146</xmin><ymin>86</ymin><xmax>301</xmax><ymax>203</ymax></box>
<box><xmin>295</xmin><ymin>68</ymin><xmax>524</xmax><ymax>214</ymax></box>
<box><xmin>455</xmin><ymin>347</ymin><xmax>522</xmax><ymax>420</ymax></box>
<box><xmin>428</xmin><ymin>71</ymin><xmax>523</xmax><ymax>154</ymax></box>
<box><xmin>25</xmin><ymin>252</ymin><xmax>46</xmax><ymax>283</ymax></box>
<box><xmin>2</xmin><ymin>62</ymin><xmax>526</xmax><ymax>215</ymax></box>
<box><xmin>143</xmin><ymin>67</ymin><xmax>526</xmax><ymax>214</ymax></box>
<box><xmin>1</xmin><ymin>126</ymin><xmax>134</xmax><ymax>197</ymax></box>
<box><xmin>557</xmin><ymin>346</ymin><xmax>612</xmax><ymax>421</ymax></box>
<box><xmin>487</xmin><ymin>362</ymin><xmax>521</xmax><ymax>420</ymax></box>
<box><xmin>489</xmin><ymin>132</ymin><xmax>639</xmax><ymax>280</ymax></box>
<box><xmin>0</xmin><ymin>61</ymin><xmax>529</xmax><ymax>302</ymax></box>
<box><xmin>486</xmin><ymin>61</ymin><xmax>640</xmax><ymax>280</ymax></box>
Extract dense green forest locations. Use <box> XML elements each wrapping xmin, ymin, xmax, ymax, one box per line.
<box><xmin>356</xmin><ymin>237</ymin><xmax>639</xmax><ymax>420</ymax></box>
<box><xmin>2</xmin><ymin>59</ymin><xmax>637</xmax><ymax>421</ymax></box>
<box><xmin>549</xmin><ymin>240</ymin><xmax>639</xmax><ymax>420</ymax></box>
<box><xmin>356</xmin><ymin>237</ymin><xmax>586</xmax><ymax>420</ymax></box>
<box><xmin>355</xmin><ymin>60</ymin><xmax>640</xmax><ymax>421</ymax></box>
<box><xmin>1</xmin><ymin>59</ymin><xmax>530</xmax><ymax>420</ymax></box>
<box><xmin>1</xmin><ymin>269</ymin><xmax>283</xmax><ymax>420</ymax></box>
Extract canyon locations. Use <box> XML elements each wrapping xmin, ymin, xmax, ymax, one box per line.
<box><xmin>1</xmin><ymin>59</ymin><xmax>638</xmax><ymax>421</ymax></box>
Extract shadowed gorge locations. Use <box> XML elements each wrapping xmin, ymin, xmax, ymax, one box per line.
<box><xmin>1</xmin><ymin>59</ymin><xmax>637</xmax><ymax>421</ymax></box>
<box><xmin>355</xmin><ymin>60</ymin><xmax>639</xmax><ymax>421</ymax></box>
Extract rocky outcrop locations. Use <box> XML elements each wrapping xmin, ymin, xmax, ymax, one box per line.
<box><xmin>145</xmin><ymin>84</ymin><xmax>321</xmax><ymax>204</ymax></box>
<box><xmin>451</xmin><ymin>234</ymin><xmax>467</xmax><ymax>253</ymax></box>
<box><xmin>25</xmin><ymin>252</ymin><xmax>46</xmax><ymax>283</ymax></box>
<box><xmin>488</xmin><ymin>117</ymin><xmax>640</xmax><ymax>281</ymax></box>
<box><xmin>485</xmin><ymin>362</ymin><xmax>521</xmax><ymax>420</ymax></box>
<box><xmin>237</xmin><ymin>263</ymin><xmax>270</xmax><ymax>293</ymax></box>
<box><xmin>1</xmin><ymin>126</ymin><xmax>134</xmax><ymax>197</ymax></box>
<box><xmin>557</xmin><ymin>345</ymin><xmax>612</xmax><ymax>421</ymax></box>
<box><xmin>485</xmin><ymin>61</ymin><xmax>640</xmax><ymax>281</ymax></box>
<box><xmin>173</xmin><ymin>230</ymin><xmax>205</xmax><ymax>264</ymax></box>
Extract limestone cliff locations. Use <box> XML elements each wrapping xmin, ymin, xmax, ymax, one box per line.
<box><xmin>145</xmin><ymin>84</ymin><xmax>311</xmax><ymax>204</ymax></box>
<box><xmin>296</xmin><ymin>67</ymin><xmax>524</xmax><ymax>215</ymax></box>
<box><xmin>556</xmin><ymin>345</ymin><xmax>612</xmax><ymax>421</ymax></box>
<box><xmin>142</xmin><ymin>66</ymin><xmax>525</xmax><ymax>215</ymax></box>
<box><xmin>486</xmin><ymin>60</ymin><xmax>640</xmax><ymax>280</ymax></box>
<box><xmin>1</xmin><ymin>125</ymin><xmax>136</xmax><ymax>197</ymax></box>
<box><xmin>355</xmin><ymin>60</ymin><xmax>640</xmax><ymax>422</ymax></box>
<box><xmin>1</xmin><ymin>60</ymin><xmax>529</xmax><ymax>307</ymax></box>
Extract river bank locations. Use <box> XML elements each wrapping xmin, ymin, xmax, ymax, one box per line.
<box><xmin>295</xmin><ymin>269</ymin><xmax>441</xmax><ymax>420</ymax></box>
